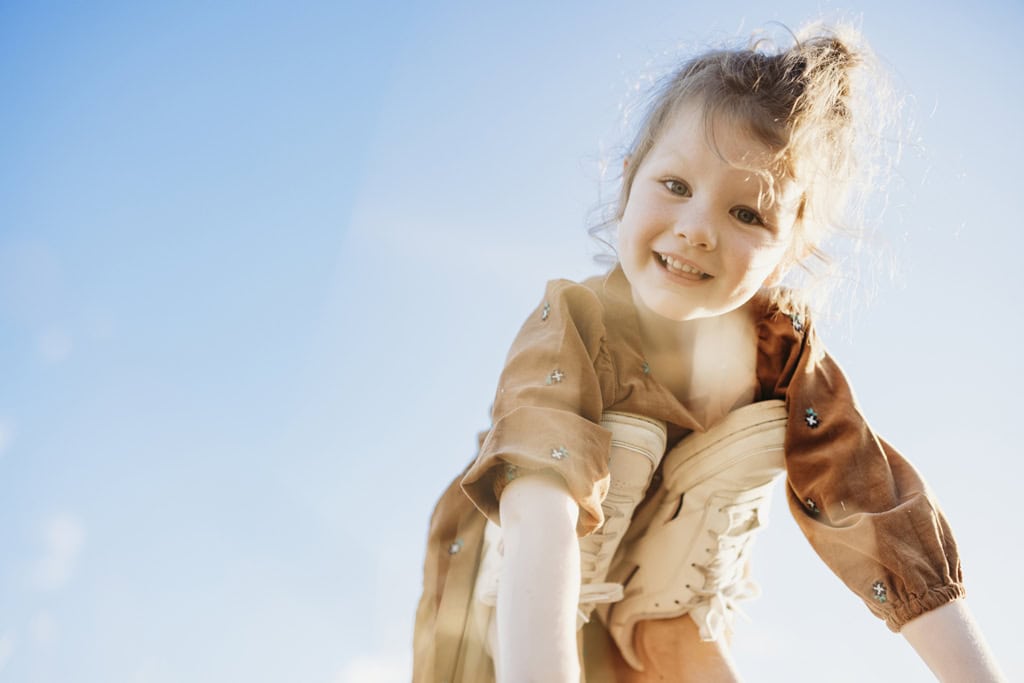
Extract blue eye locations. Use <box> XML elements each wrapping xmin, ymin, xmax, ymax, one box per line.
<box><xmin>663</xmin><ymin>179</ymin><xmax>690</xmax><ymax>196</ymax></box>
<box><xmin>732</xmin><ymin>207</ymin><xmax>763</xmax><ymax>226</ymax></box>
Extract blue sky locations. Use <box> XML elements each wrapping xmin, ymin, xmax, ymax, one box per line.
<box><xmin>2</xmin><ymin>1</ymin><xmax>1023</xmax><ymax>681</ymax></box>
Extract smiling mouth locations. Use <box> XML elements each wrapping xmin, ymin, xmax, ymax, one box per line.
<box><xmin>657</xmin><ymin>253</ymin><xmax>711</xmax><ymax>279</ymax></box>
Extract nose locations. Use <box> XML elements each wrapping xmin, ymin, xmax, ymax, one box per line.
<box><xmin>673</xmin><ymin>206</ymin><xmax>717</xmax><ymax>250</ymax></box>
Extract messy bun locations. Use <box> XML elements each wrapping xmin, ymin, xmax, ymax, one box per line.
<box><xmin>594</xmin><ymin>23</ymin><xmax>899</xmax><ymax>314</ymax></box>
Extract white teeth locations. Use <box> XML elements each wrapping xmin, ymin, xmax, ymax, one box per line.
<box><xmin>659</xmin><ymin>253</ymin><xmax>705</xmax><ymax>276</ymax></box>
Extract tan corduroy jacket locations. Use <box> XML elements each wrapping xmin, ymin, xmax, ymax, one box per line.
<box><xmin>413</xmin><ymin>265</ymin><xmax>964</xmax><ymax>682</ymax></box>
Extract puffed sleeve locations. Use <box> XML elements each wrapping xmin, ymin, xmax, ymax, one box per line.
<box><xmin>461</xmin><ymin>279</ymin><xmax>615</xmax><ymax>537</ymax></box>
<box><xmin>763</xmin><ymin>312</ymin><xmax>965</xmax><ymax>632</ymax></box>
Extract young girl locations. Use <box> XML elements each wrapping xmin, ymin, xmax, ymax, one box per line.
<box><xmin>413</xmin><ymin>24</ymin><xmax>1005</xmax><ymax>682</ymax></box>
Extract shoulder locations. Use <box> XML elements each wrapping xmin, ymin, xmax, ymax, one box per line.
<box><xmin>754</xmin><ymin>285</ymin><xmax>812</xmax><ymax>330</ymax></box>
<box><xmin>501</xmin><ymin>272</ymin><xmax>615</xmax><ymax>370</ymax></box>
<box><xmin>527</xmin><ymin>268</ymin><xmax>626</xmax><ymax>337</ymax></box>
<box><xmin>542</xmin><ymin>276</ymin><xmax>606</xmax><ymax>314</ymax></box>
<box><xmin>752</xmin><ymin>286</ymin><xmax>827</xmax><ymax>398</ymax></box>
<box><xmin>752</xmin><ymin>287</ymin><xmax>813</xmax><ymax>351</ymax></box>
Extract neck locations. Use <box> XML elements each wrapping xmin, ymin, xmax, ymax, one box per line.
<box><xmin>628</xmin><ymin>291</ymin><xmax>760</xmax><ymax>426</ymax></box>
<box><xmin>633</xmin><ymin>302</ymin><xmax>701</xmax><ymax>354</ymax></box>
<box><xmin>630</xmin><ymin>289</ymin><xmax>733</xmax><ymax>354</ymax></box>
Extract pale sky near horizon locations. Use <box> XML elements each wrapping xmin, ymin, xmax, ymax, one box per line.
<box><xmin>2</xmin><ymin>2</ymin><xmax>1023</xmax><ymax>682</ymax></box>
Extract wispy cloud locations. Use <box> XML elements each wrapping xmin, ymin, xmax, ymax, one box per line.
<box><xmin>37</xmin><ymin>328</ymin><xmax>73</xmax><ymax>364</ymax></box>
<box><xmin>29</xmin><ymin>612</ymin><xmax>57</xmax><ymax>647</ymax></box>
<box><xmin>32</xmin><ymin>514</ymin><xmax>86</xmax><ymax>591</ymax></box>
<box><xmin>335</xmin><ymin>653</ymin><xmax>410</xmax><ymax>683</ymax></box>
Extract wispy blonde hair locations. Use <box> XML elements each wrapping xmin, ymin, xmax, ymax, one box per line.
<box><xmin>592</xmin><ymin>23</ymin><xmax>901</xmax><ymax>316</ymax></box>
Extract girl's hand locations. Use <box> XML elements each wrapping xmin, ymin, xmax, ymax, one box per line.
<box><xmin>497</xmin><ymin>471</ymin><xmax>581</xmax><ymax>682</ymax></box>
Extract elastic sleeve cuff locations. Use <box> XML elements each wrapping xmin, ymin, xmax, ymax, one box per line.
<box><xmin>889</xmin><ymin>583</ymin><xmax>967</xmax><ymax>632</ymax></box>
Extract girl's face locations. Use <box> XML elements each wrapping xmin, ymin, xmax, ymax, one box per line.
<box><xmin>618</xmin><ymin>104</ymin><xmax>803</xmax><ymax>322</ymax></box>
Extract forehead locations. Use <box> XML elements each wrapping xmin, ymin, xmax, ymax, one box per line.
<box><xmin>648</xmin><ymin>103</ymin><xmax>803</xmax><ymax>208</ymax></box>
<box><xmin>650</xmin><ymin>103</ymin><xmax>773</xmax><ymax>170</ymax></box>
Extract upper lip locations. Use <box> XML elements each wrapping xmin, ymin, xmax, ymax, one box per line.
<box><xmin>655</xmin><ymin>250</ymin><xmax>711</xmax><ymax>277</ymax></box>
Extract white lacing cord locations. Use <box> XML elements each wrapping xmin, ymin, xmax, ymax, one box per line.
<box><xmin>577</xmin><ymin>583</ymin><xmax>624</xmax><ymax>625</ymax></box>
<box><xmin>576</xmin><ymin>490</ymin><xmax>633</xmax><ymax>625</ymax></box>
<box><xmin>690</xmin><ymin>576</ymin><xmax>761</xmax><ymax>641</ymax></box>
<box><xmin>688</xmin><ymin>503</ymin><xmax>764</xmax><ymax>641</ymax></box>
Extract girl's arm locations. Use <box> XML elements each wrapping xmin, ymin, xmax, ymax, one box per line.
<box><xmin>901</xmin><ymin>600</ymin><xmax>1006</xmax><ymax>682</ymax></box>
<box><xmin>497</xmin><ymin>471</ymin><xmax>581</xmax><ymax>683</ymax></box>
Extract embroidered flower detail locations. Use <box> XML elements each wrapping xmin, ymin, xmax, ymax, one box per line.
<box><xmin>550</xmin><ymin>446</ymin><xmax>569</xmax><ymax>460</ymax></box>
<box><xmin>546</xmin><ymin>369</ymin><xmax>565</xmax><ymax>385</ymax></box>
<box><xmin>541</xmin><ymin>301</ymin><xmax>551</xmax><ymax>321</ymax></box>
<box><xmin>641</xmin><ymin>361</ymin><xmax>651</xmax><ymax>375</ymax></box>
<box><xmin>448</xmin><ymin>539</ymin><xmax>463</xmax><ymax>555</ymax></box>
<box><xmin>505</xmin><ymin>464</ymin><xmax>520</xmax><ymax>482</ymax></box>
<box><xmin>871</xmin><ymin>580</ymin><xmax>888</xmax><ymax>603</ymax></box>
<box><xmin>804</xmin><ymin>407</ymin><xmax>820</xmax><ymax>429</ymax></box>
<box><xmin>789</xmin><ymin>312</ymin><xmax>804</xmax><ymax>333</ymax></box>
<box><xmin>805</xmin><ymin>498</ymin><xmax>819</xmax><ymax>515</ymax></box>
